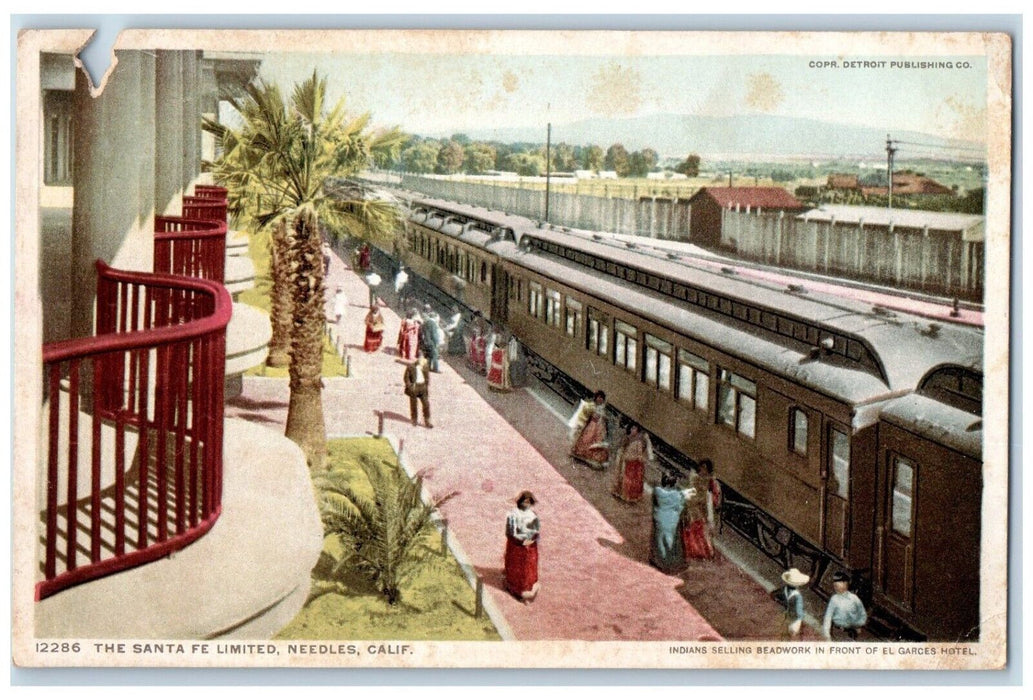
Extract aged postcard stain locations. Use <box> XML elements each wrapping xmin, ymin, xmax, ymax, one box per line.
<box><xmin>12</xmin><ymin>27</ymin><xmax>1011</xmax><ymax>671</ymax></box>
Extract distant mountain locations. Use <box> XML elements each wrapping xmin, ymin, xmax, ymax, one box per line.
<box><xmin>428</xmin><ymin>113</ymin><xmax>983</xmax><ymax>161</ymax></box>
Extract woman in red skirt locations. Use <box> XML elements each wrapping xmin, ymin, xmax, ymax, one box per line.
<box><xmin>504</xmin><ymin>491</ymin><xmax>541</xmax><ymax>603</ymax></box>
<box><xmin>363</xmin><ymin>305</ymin><xmax>385</xmax><ymax>352</ymax></box>
<box><xmin>612</xmin><ymin>424</ymin><xmax>652</xmax><ymax>503</ymax></box>
<box><xmin>681</xmin><ymin>459</ymin><xmax>720</xmax><ymax>560</ymax></box>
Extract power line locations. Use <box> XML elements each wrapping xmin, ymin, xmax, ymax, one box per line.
<box><xmin>894</xmin><ymin>139</ymin><xmax>985</xmax><ymax>154</ymax></box>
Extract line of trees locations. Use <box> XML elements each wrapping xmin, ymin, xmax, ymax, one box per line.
<box><xmin>388</xmin><ymin>132</ymin><xmax>702</xmax><ymax>179</ymax></box>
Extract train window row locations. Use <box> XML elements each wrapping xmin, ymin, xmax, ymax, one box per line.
<box><xmin>527</xmin><ymin>236</ymin><xmax>882</xmax><ymax>379</ymax></box>
<box><xmin>407</xmin><ymin>228</ymin><xmax>491</xmax><ymax>287</ymax></box>
<box><xmin>511</xmin><ymin>272</ymin><xmax>858</xmax><ymax>470</ymax></box>
<box><xmin>515</xmin><ymin>274</ymin><xmax>771</xmax><ymax>440</ymax></box>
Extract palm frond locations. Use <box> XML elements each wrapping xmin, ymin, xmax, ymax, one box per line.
<box><xmin>312</xmin><ymin>454</ymin><xmax>458</xmax><ymax>605</ymax></box>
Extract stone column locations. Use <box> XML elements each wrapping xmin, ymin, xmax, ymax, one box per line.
<box><xmin>155</xmin><ymin>50</ymin><xmax>185</xmax><ymax>216</ymax></box>
<box><xmin>71</xmin><ymin>50</ymin><xmax>156</xmax><ymax>339</ymax></box>
<box><xmin>181</xmin><ymin>51</ymin><xmax>202</xmax><ymax>192</ymax></box>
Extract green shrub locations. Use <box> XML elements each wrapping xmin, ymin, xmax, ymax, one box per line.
<box><xmin>316</xmin><ymin>455</ymin><xmax>456</xmax><ymax>605</ymax></box>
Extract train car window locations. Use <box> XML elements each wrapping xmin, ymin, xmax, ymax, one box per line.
<box><xmin>890</xmin><ymin>455</ymin><xmax>915</xmax><ymax>537</ymax></box>
<box><xmin>480</xmin><ymin>261</ymin><xmax>488</xmax><ymax>285</ymax></box>
<box><xmin>717</xmin><ymin>369</ymin><xmax>757</xmax><ymax>438</ymax></box>
<box><xmin>565</xmin><ymin>298</ymin><xmax>583</xmax><ymax>338</ymax></box>
<box><xmin>587</xmin><ymin>308</ymin><xmax>610</xmax><ymax>356</ymax></box>
<box><xmin>644</xmin><ymin>334</ymin><xmax>673</xmax><ymax>391</ymax></box>
<box><xmin>790</xmin><ymin>408</ymin><xmax>808</xmax><ymax>455</ymax></box>
<box><xmin>829</xmin><ymin>429</ymin><xmax>851</xmax><ymax>499</ymax></box>
<box><xmin>528</xmin><ymin>282</ymin><xmax>543</xmax><ymax>319</ymax></box>
<box><xmin>615</xmin><ymin>321</ymin><xmax>639</xmax><ymax>372</ymax></box>
<box><xmin>517</xmin><ymin>279</ymin><xmax>523</xmax><ymax>302</ymax></box>
<box><xmin>677</xmin><ymin>350</ymin><xmax>710</xmax><ymax>410</ymax></box>
<box><xmin>545</xmin><ymin>289</ymin><xmax>562</xmax><ymax>328</ymax></box>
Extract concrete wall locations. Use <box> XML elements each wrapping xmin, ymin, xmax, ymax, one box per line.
<box><xmin>721</xmin><ymin>207</ymin><xmax>984</xmax><ymax>300</ymax></box>
<box><xmin>396</xmin><ymin>174</ymin><xmax>983</xmax><ymax>300</ymax></box>
<box><xmin>400</xmin><ymin>174</ymin><xmax>692</xmax><ymax>240</ymax></box>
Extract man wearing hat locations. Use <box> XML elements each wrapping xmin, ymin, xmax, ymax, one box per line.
<box><xmin>781</xmin><ymin>567</ymin><xmax>810</xmax><ymax>638</ymax></box>
<box><xmin>822</xmin><ymin>572</ymin><xmax>868</xmax><ymax>641</ymax></box>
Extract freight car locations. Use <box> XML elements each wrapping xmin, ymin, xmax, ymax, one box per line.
<box><xmin>396</xmin><ymin>195</ymin><xmax>984</xmax><ymax>642</ymax></box>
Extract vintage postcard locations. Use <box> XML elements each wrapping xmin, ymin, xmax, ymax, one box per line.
<box><xmin>12</xmin><ymin>26</ymin><xmax>1012</xmax><ymax>671</ymax></box>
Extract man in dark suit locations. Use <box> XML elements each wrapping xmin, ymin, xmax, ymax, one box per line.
<box><xmin>403</xmin><ymin>349</ymin><xmax>433</xmax><ymax>428</ymax></box>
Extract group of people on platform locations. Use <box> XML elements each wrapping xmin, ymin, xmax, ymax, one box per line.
<box><xmin>462</xmin><ymin>312</ymin><xmax>527</xmax><ymax>393</ymax></box>
<box><xmin>565</xmin><ymin>389</ymin><xmax>723</xmax><ymax>574</ymax></box>
<box><xmin>648</xmin><ymin>462</ymin><xmax>722</xmax><ymax>573</ymax></box>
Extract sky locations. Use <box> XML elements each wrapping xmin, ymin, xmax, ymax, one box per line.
<box><xmin>257</xmin><ymin>44</ymin><xmax>990</xmax><ymax>148</ymax></box>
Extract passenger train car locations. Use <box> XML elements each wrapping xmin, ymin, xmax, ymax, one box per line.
<box><xmin>393</xmin><ymin>194</ymin><xmax>984</xmax><ymax>642</ymax></box>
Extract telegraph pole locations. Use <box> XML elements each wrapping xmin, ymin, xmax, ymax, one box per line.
<box><xmin>545</xmin><ymin>122</ymin><xmax>552</xmax><ymax>223</ymax></box>
<box><xmin>886</xmin><ymin>134</ymin><xmax>898</xmax><ymax>209</ymax></box>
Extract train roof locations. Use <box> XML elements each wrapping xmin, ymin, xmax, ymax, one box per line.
<box><xmin>523</xmin><ymin>228</ymin><xmax>982</xmax><ymax>388</ymax></box>
<box><xmin>879</xmin><ymin>393</ymin><xmax>982</xmax><ymax>460</ymax></box>
<box><xmin>407</xmin><ymin>196</ymin><xmax>983</xmax><ymax>395</ymax></box>
<box><xmin>502</xmin><ymin>247</ymin><xmax>892</xmax><ymax>403</ymax></box>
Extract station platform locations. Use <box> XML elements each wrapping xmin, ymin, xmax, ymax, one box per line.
<box><xmin>225</xmin><ymin>245</ymin><xmax>830</xmax><ymax>642</ymax></box>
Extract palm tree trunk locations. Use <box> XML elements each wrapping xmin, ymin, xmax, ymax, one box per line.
<box><xmin>284</xmin><ymin>207</ymin><xmax>328</xmax><ymax>470</ymax></box>
<box><xmin>266</xmin><ymin>218</ymin><xmax>292</xmax><ymax>367</ymax></box>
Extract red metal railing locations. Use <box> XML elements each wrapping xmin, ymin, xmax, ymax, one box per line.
<box><xmin>37</xmin><ymin>260</ymin><xmax>232</xmax><ymax>601</ymax></box>
<box><xmin>153</xmin><ymin>216</ymin><xmax>227</xmax><ymax>283</ymax></box>
<box><xmin>193</xmin><ymin>185</ymin><xmax>228</xmax><ymax>200</ymax></box>
<box><xmin>182</xmin><ymin>195</ymin><xmax>228</xmax><ymax>224</ymax></box>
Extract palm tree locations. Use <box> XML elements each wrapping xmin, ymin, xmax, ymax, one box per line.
<box><xmin>316</xmin><ymin>455</ymin><xmax>457</xmax><ymax>605</ymax></box>
<box><xmin>204</xmin><ymin>72</ymin><xmax>406</xmax><ymax>469</ymax></box>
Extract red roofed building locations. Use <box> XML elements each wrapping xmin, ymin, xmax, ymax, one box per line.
<box><xmin>687</xmin><ymin>187</ymin><xmax>806</xmax><ymax>247</ymax></box>
<box><xmin>860</xmin><ymin>171</ymin><xmax>955</xmax><ymax>196</ymax></box>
